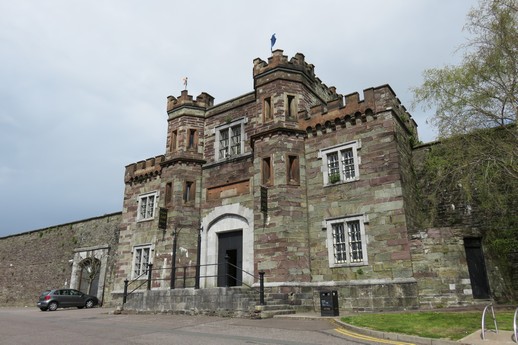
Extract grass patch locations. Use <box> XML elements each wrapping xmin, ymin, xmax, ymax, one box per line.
<box><xmin>341</xmin><ymin>311</ymin><xmax>515</xmax><ymax>340</ymax></box>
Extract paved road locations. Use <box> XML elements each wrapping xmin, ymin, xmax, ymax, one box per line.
<box><xmin>0</xmin><ymin>307</ymin><xmax>369</xmax><ymax>345</ymax></box>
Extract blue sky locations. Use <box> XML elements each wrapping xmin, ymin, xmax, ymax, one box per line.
<box><xmin>0</xmin><ymin>0</ymin><xmax>477</xmax><ymax>237</ymax></box>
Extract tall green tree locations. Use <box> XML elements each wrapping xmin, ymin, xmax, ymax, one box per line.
<box><xmin>413</xmin><ymin>0</ymin><xmax>517</xmax><ymax>143</ymax></box>
<box><xmin>413</xmin><ymin>0</ymin><xmax>518</xmax><ymax>301</ymax></box>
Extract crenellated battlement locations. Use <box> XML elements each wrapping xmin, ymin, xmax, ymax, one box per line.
<box><xmin>253</xmin><ymin>50</ymin><xmax>338</xmax><ymax>102</ymax></box>
<box><xmin>300</xmin><ymin>84</ymin><xmax>417</xmax><ymax>138</ymax></box>
<box><xmin>167</xmin><ymin>90</ymin><xmax>214</xmax><ymax>113</ymax></box>
<box><xmin>253</xmin><ymin>50</ymin><xmax>315</xmax><ymax>78</ymax></box>
<box><xmin>124</xmin><ymin>155</ymin><xmax>165</xmax><ymax>183</ymax></box>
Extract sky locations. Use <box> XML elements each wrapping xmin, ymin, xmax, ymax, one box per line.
<box><xmin>0</xmin><ymin>0</ymin><xmax>478</xmax><ymax>237</ymax></box>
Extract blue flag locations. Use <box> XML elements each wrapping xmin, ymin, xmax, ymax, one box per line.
<box><xmin>270</xmin><ymin>34</ymin><xmax>276</xmax><ymax>51</ymax></box>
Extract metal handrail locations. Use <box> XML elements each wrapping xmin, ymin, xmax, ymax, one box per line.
<box><xmin>224</xmin><ymin>261</ymin><xmax>254</xmax><ymax>288</ymax></box>
<box><xmin>122</xmin><ymin>264</ymin><xmax>153</xmax><ymax>304</ymax></box>
<box><xmin>123</xmin><ymin>261</ymin><xmax>265</xmax><ymax>305</ymax></box>
<box><xmin>481</xmin><ymin>303</ymin><xmax>498</xmax><ymax>340</ymax></box>
<box><xmin>513</xmin><ymin>306</ymin><xmax>517</xmax><ymax>344</ymax></box>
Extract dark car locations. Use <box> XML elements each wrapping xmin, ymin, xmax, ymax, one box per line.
<box><xmin>37</xmin><ymin>289</ymin><xmax>99</xmax><ymax>311</ymax></box>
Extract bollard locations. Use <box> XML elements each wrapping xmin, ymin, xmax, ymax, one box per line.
<box><xmin>123</xmin><ymin>279</ymin><xmax>128</xmax><ymax>304</ymax></box>
<box><xmin>259</xmin><ymin>271</ymin><xmax>265</xmax><ymax>305</ymax></box>
<box><xmin>147</xmin><ymin>263</ymin><xmax>153</xmax><ymax>290</ymax></box>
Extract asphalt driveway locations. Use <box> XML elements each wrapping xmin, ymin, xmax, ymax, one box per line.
<box><xmin>0</xmin><ymin>307</ymin><xmax>367</xmax><ymax>345</ymax></box>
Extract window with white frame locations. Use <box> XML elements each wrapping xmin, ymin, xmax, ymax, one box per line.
<box><xmin>137</xmin><ymin>192</ymin><xmax>158</xmax><ymax>221</ymax></box>
<box><xmin>326</xmin><ymin>215</ymin><xmax>367</xmax><ymax>267</ymax></box>
<box><xmin>132</xmin><ymin>245</ymin><xmax>152</xmax><ymax>278</ymax></box>
<box><xmin>319</xmin><ymin>141</ymin><xmax>360</xmax><ymax>185</ymax></box>
<box><xmin>215</xmin><ymin>119</ymin><xmax>245</xmax><ymax>160</ymax></box>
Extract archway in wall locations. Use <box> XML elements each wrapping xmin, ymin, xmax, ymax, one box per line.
<box><xmin>70</xmin><ymin>245</ymin><xmax>110</xmax><ymax>303</ymax></box>
<box><xmin>200</xmin><ymin>204</ymin><xmax>254</xmax><ymax>288</ymax></box>
<box><xmin>78</xmin><ymin>257</ymin><xmax>101</xmax><ymax>296</ymax></box>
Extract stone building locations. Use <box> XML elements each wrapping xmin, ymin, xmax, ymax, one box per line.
<box><xmin>112</xmin><ymin>50</ymin><xmax>487</xmax><ymax>312</ymax></box>
<box><xmin>2</xmin><ymin>50</ymin><xmax>511</xmax><ymax>313</ymax></box>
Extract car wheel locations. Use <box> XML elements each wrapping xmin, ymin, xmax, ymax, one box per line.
<box><xmin>48</xmin><ymin>301</ymin><xmax>58</xmax><ymax>311</ymax></box>
<box><xmin>85</xmin><ymin>300</ymin><xmax>94</xmax><ymax>309</ymax></box>
<box><xmin>39</xmin><ymin>307</ymin><xmax>48</xmax><ymax>311</ymax></box>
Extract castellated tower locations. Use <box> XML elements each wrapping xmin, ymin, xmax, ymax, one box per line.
<box><xmin>115</xmin><ymin>49</ymin><xmax>422</xmax><ymax>311</ymax></box>
<box><xmin>249</xmin><ymin>51</ymin><xmax>338</xmax><ymax>283</ymax></box>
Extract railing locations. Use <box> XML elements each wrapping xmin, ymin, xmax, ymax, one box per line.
<box><xmin>481</xmin><ymin>303</ymin><xmax>498</xmax><ymax>340</ymax></box>
<box><xmin>122</xmin><ymin>260</ymin><xmax>265</xmax><ymax>306</ymax></box>
<box><xmin>481</xmin><ymin>304</ymin><xmax>518</xmax><ymax>343</ymax></box>
<box><xmin>122</xmin><ymin>263</ymin><xmax>153</xmax><ymax>304</ymax></box>
<box><xmin>514</xmin><ymin>306</ymin><xmax>517</xmax><ymax>344</ymax></box>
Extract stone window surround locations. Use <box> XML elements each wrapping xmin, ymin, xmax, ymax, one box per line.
<box><xmin>286</xmin><ymin>154</ymin><xmax>300</xmax><ymax>185</ymax></box>
<box><xmin>318</xmin><ymin>140</ymin><xmax>361</xmax><ymax>186</ymax></box>
<box><xmin>286</xmin><ymin>94</ymin><xmax>297</xmax><ymax>119</ymax></box>
<box><xmin>262</xmin><ymin>156</ymin><xmax>273</xmax><ymax>186</ymax></box>
<box><xmin>137</xmin><ymin>191</ymin><xmax>158</xmax><ymax>222</ymax></box>
<box><xmin>325</xmin><ymin>214</ymin><xmax>368</xmax><ymax>268</ymax></box>
<box><xmin>131</xmin><ymin>244</ymin><xmax>154</xmax><ymax>279</ymax></box>
<box><xmin>263</xmin><ymin>96</ymin><xmax>273</xmax><ymax>122</ymax></box>
<box><xmin>214</xmin><ymin>118</ymin><xmax>247</xmax><ymax>161</ymax></box>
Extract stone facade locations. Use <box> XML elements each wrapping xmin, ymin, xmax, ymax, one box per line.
<box><xmin>113</xmin><ymin>50</ymin><xmax>490</xmax><ymax>312</ymax></box>
<box><xmin>0</xmin><ymin>213</ymin><xmax>121</xmax><ymax>307</ymax></box>
<box><xmin>2</xmin><ymin>50</ymin><xmax>512</xmax><ymax>312</ymax></box>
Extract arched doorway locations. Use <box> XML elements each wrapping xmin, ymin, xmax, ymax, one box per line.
<box><xmin>78</xmin><ymin>257</ymin><xmax>101</xmax><ymax>296</ymax></box>
<box><xmin>200</xmin><ymin>204</ymin><xmax>254</xmax><ymax>288</ymax></box>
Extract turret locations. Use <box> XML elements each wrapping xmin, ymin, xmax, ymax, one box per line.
<box><xmin>165</xmin><ymin>90</ymin><xmax>214</xmax><ymax>159</ymax></box>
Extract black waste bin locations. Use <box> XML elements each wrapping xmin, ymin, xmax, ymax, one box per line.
<box><xmin>320</xmin><ymin>290</ymin><xmax>339</xmax><ymax>316</ymax></box>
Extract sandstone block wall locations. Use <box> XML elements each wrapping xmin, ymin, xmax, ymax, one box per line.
<box><xmin>0</xmin><ymin>213</ymin><xmax>121</xmax><ymax>307</ymax></box>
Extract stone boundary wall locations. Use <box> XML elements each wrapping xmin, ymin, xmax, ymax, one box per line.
<box><xmin>264</xmin><ymin>281</ymin><xmax>419</xmax><ymax>312</ymax></box>
<box><xmin>0</xmin><ymin>213</ymin><xmax>121</xmax><ymax>307</ymax></box>
<box><xmin>119</xmin><ymin>280</ymin><xmax>419</xmax><ymax>317</ymax></box>
<box><xmin>120</xmin><ymin>288</ymin><xmax>257</xmax><ymax>318</ymax></box>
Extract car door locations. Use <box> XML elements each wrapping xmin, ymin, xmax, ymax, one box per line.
<box><xmin>57</xmin><ymin>289</ymin><xmax>72</xmax><ymax>307</ymax></box>
<box><xmin>68</xmin><ymin>289</ymin><xmax>85</xmax><ymax>307</ymax></box>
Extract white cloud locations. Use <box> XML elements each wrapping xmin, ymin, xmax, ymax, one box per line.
<box><xmin>0</xmin><ymin>0</ymin><xmax>478</xmax><ymax>236</ymax></box>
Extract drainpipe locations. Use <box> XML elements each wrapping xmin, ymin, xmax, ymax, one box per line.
<box><xmin>170</xmin><ymin>228</ymin><xmax>178</xmax><ymax>289</ymax></box>
<box><xmin>195</xmin><ymin>225</ymin><xmax>202</xmax><ymax>289</ymax></box>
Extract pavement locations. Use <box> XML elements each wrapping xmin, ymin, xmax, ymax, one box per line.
<box><xmin>275</xmin><ymin>312</ymin><xmax>517</xmax><ymax>345</ymax></box>
<box><xmin>459</xmin><ymin>329</ymin><xmax>516</xmax><ymax>345</ymax></box>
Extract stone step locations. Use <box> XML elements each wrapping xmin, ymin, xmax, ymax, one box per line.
<box><xmin>251</xmin><ymin>304</ymin><xmax>296</xmax><ymax>319</ymax></box>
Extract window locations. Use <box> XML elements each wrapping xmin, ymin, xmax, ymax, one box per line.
<box><xmin>188</xmin><ymin>129</ymin><xmax>197</xmax><ymax>149</ymax></box>
<box><xmin>287</xmin><ymin>155</ymin><xmax>300</xmax><ymax>184</ymax></box>
<box><xmin>262</xmin><ymin>157</ymin><xmax>272</xmax><ymax>185</ymax></box>
<box><xmin>319</xmin><ymin>141</ymin><xmax>360</xmax><ymax>185</ymax></box>
<box><xmin>183</xmin><ymin>181</ymin><xmax>195</xmax><ymax>203</ymax></box>
<box><xmin>216</xmin><ymin>119</ymin><xmax>245</xmax><ymax>160</ymax></box>
<box><xmin>132</xmin><ymin>245</ymin><xmax>151</xmax><ymax>278</ymax></box>
<box><xmin>264</xmin><ymin>97</ymin><xmax>273</xmax><ymax>121</ymax></box>
<box><xmin>137</xmin><ymin>192</ymin><xmax>157</xmax><ymax>221</ymax></box>
<box><xmin>287</xmin><ymin>95</ymin><xmax>296</xmax><ymax>119</ymax></box>
<box><xmin>326</xmin><ymin>216</ymin><xmax>367</xmax><ymax>267</ymax></box>
<box><xmin>170</xmin><ymin>130</ymin><xmax>178</xmax><ymax>152</ymax></box>
<box><xmin>165</xmin><ymin>182</ymin><xmax>173</xmax><ymax>206</ymax></box>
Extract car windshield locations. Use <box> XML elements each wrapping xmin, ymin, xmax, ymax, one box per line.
<box><xmin>39</xmin><ymin>290</ymin><xmax>51</xmax><ymax>297</ymax></box>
